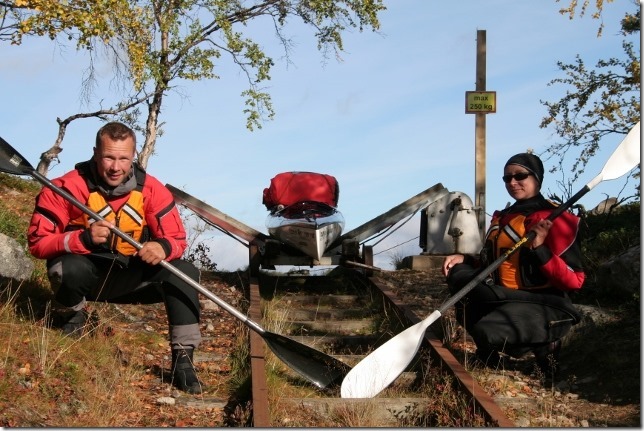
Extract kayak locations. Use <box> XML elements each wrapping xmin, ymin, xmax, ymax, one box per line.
<box><xmin>266</xmin><ymin>200</ymin><xmax>345</xmax><ymax>261</ymax></box>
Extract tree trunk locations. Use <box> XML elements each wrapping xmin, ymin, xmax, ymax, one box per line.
<box><xmin>36</xmin><ymin>121</ymin><xmax>69</xmax><ymax>176</ymax></box>
<box><xmin>139</xmin><ymin>89</ymin><xmax>163</xmax><ymax>169</ymax></box>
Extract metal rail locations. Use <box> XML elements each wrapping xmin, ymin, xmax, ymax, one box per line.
<box><xmin>167</xmin><ymin>183</ymin><xmax>449</xmax><ymax>270</ymax></box>
<box><xmin>243</xmin><ymin>266</ymin><xmax>514</xmax><ymax>427</ymax></box>
<box><xmin>369</xmin><ymin>276</ymin><xmax>515</xmax><ymax>427</ymax></box>
<box><xmin>248</xmin><ymin>275</ymin><xmax>270</xmax><ymax>426</ymax></box>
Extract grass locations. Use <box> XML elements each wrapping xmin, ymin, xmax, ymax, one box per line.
<box><xmin>221</xmin><ymin>322</ymin><xmax>253</xmax><ymax>427</ymax></box>
<box><xmin>0</xmin><ymin>276</ymin><xmax>242</xmax><ymax>427</ymax></box>
<box><xmin>441</xmin><ymin>293</ymin><xmax>641</xmax><ymax>426</ymax></box>
<box><xmin>0</xmin><ymin>174</ymin><xmax>238</xmax><ymax>427</ymax></box>
<box><xmin>260</xmin><ymin>273</ymin><xmax>492</xmax><ymax>427</ymax></box>
<box><xmin>0</xmin><ymin>170</ymin><xmax>639</xmax><ymax>427</ymax></box>
<box><xmin>0</xmin><ymin>284</ymin><xmax>150</xmax><ymax>427</ymax></box>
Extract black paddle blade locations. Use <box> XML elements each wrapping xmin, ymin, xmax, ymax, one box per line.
<box><xmin>264</xmin><ymin>331</ymin><xmax>351</xmax><ymax>389</ymax></box>
<box><xmin>0</xmin><ymin>136</ymin><xmax>34</xmax><ymax>176</ymax></box>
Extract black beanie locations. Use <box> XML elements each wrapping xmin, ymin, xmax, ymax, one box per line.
<box><xmin>504</xmin><ymin>153</ymin><xmax>544</xmax><ymax>185</ymax></box>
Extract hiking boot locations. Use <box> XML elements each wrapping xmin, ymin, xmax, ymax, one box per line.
<box><xmin>61</xmin><ymin>309</ymin><xmax>89</xmax><ymax>337</ymax></box>
<box><xmin>171</xmin><ymin>348</ymin><xmax>202</xmax><ymax>394</ymax></box>
<box><xmin>474</xmin><ymin>348</ymin><xmax>502</xmax><ymax>369</ymax></box>
<box><xmin>533</xmin><ymin>339</ymin><xmax>562</xmax><ymax>378</ymax></box>
<box><xmin>57</xmin><ymin>308</ymin><xmax>100</xmax><ymax>338</ymax></box>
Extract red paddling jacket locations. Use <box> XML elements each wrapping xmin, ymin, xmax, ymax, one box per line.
<box><xmin>482</xmin><ymin>194</ymin><xmax>585</xmax><ymax>292</ymax></box>
<box><xmin>28</xmin><ymin>160</ymin><xmax>187</xmax><ymax>262</ymax></box>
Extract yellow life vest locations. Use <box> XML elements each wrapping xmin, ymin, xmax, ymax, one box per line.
<box><xmin>67</xmin><ymin>162</ymin><xmax>148</xmax><ymax>256</ymax></box>
<box><xmin>68</xmin><ymin>190</ymin><xmax>146</xmax><ymax>256</ymax></box>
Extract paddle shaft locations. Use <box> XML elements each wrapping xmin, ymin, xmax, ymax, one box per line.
<box><xmin>0</xmin><ymin>134</ymin><xmax>349</xmax><ymax>390</ymax></box>
<box><xmin>342</xmin><ymin>184</ymin><xmax>599</xmax><ymax>398</ymax></box>
<box><xmin>28</xmin><ymin>169</ymin><xmax>267</xmax><ymax>336</ymax></box>
<box><xmin>441</xmin><ymin>120</ymin><xmax>641</xmax><ymax>312</ymax></box>
<box><xmin>440</xmin><ymin>184</ymin><xmax>590</xmax><ymax>313</ymax></box>
<box><xmin>341</xmin><ymin>122</ymin><xmax>640</xmax><ymax>398</ymax></box>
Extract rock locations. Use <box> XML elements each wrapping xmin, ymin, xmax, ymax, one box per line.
<box><xmin>0</xmin><ymin>232</ymin><xmax>34</xmax><ymax>282</ymax></box>
<box><xmin>515</xmin><ymin>417</ymin><xmax>531</xmax><ymax>427</ymax></box>
<box><xmin>595</xmin><ymin>244</ymin><xmax>640</xmax><ymax>298</ymax></box>
<box><xmin>200</xmin><ymin>299</ymin><xmax>220</xmax><ymax>311</ymax></box>
<box><xmin>156</xmin><ymin>397</ymin><xmax>176</xmax><ymax>405</ymax></box>
<box><xmin>589</xmin><ymin>197</ymin><xmax>618</xmax><ymax>215</ymax></box>
<box><xmin>565</xmin><ymin>304</ymin><xmax>617</xmax><ymax>340</ymax></box>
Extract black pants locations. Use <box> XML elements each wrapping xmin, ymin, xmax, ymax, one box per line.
<box><xmin>447</xmin><ymin>263</ymin><xmax>580</xmax><ymax>358</ymax></box>
<box><xmin>47</xmin><ymin>253</ymin><xmax>202</xmax><ymax>348</ymax></box>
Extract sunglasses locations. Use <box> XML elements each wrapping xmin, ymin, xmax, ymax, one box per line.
<box><xmin>502</xmin><ymin>172</ymin><xmax>533</xmax><ymax>183</ymax></box>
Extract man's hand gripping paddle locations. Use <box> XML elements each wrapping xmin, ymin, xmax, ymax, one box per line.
<box><xmin>0</xmin><ymin>136</ymin><xmax>351</xmax><ymax>390</ymax></box>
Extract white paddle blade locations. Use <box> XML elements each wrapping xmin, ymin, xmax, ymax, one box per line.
<box><xmin>602</xmin><ymin>121</ymin><xmax>641</xmax><ymax>180</ymax></box>
<box><xmin>588</xmin><ymin>122</ymin><xmax>641</xmax><ymax>189</ymax></box>
<box><xmin>341</xmin><ymin>310</ymin><xmax>441</xmax><ymax>398</ymax></box>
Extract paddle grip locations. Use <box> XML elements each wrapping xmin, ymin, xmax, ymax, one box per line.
<box><xmin>29</xmin><ymin>170</ymin><xmax>266</xmax><ymax>335</ymax></box>
<box><xmin>440</xmin><ymin>184</ymin><xmax>591</xmax><ymax>314</ymax></box>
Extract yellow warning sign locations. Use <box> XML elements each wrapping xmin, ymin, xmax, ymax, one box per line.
<box><xmin>465</xmin><ymin>91</ymin><xmax>496</xmax><ymax>114</ymax></box>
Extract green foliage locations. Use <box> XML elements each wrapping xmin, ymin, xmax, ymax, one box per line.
<box><xmin>0</xmin><ymin>173</ymin><xmax>40</xmax><ymax>246</ymax></box>
<box><xmin>580</xmin><ymin>201</ymin><xmax>640</xmax><ymax>271</ymax></box>
<box><xmin>540</xmin><ymin>4</ymin><xmax>640</xmax><ymax>189</ymax></box>
<box><xmin>0</xmin><ymin>173</ymin><xmax>54</xmax><ymax>291</ymax></box>
<box><xmin>2</xmin><ymin>0</ymin><xmax>385</xmax><ymax>171</ymax></box>
<box><xmin>0</xmin><ymin>172</ymin><xmax>41</xmax><ymax>194</ymax></box>
<box><xmin>0</xmin><ymin>208</ymin><xmax>28</xmax><ymax>246</ymax></box>
<box><xmin>557</xmin><ymin>0</ymin><xmax>640</xmax><ymax>36</ymax></box>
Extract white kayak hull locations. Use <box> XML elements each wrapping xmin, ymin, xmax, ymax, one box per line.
<box><xmin>266</xmin><ymin>202</ymin><xmax>345</xmax><ymax>261</ymax></box>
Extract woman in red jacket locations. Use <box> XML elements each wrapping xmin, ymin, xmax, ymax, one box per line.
<box><xmin>442</xmin><ymin>153</ymin><xmax>584</xmax><ymax>378</ymax></box>
<box><xmin>28</xmin><ymin>122</ymin><xmax>203</xmax><ymax>394</ymax></box>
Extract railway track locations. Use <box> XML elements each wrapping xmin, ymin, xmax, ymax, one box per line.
<box><xmin>165</xmin><ymin>176</ymin><xmax>639</xmax><ymax>427</ymax></box>
<box><xmin>243</xmin><ymin>261</ymin><xmax>514</xmax><ymax>427</ymax></box>
<box><xmin>166</xmin><ymin>186</ymin><xmax>526</xmax><ymax>426</ymax></box>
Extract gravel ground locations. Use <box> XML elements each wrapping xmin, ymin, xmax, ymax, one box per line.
<box><xmin>93</xmin><ymin>267</ymin><xmax>639</xmax><ymax>427</ymax></box>
<box><xmin>375</xmin><ymin>268</ymin><xmax>640</xmax><ymax>427</ymax></box>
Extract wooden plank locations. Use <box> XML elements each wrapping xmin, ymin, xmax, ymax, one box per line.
<box><xmin>249</xmin><ymin>278</ymin><xmax>270</xmax><ymax>427</ymax></box>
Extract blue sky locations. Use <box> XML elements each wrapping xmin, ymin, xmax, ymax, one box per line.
<box><xmin>1</xmin><ymin>1</ymin><xmax>639</xmax><ymax>271</ymax></box>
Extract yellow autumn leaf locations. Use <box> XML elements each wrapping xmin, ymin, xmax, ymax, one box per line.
<box><xmin>18</xmin><ymin>363</ymin><xmax>31</xmax><ymax>375</ymax></box>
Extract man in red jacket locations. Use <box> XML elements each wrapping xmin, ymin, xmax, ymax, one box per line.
<box><xmin>28</xmin><ymin>121</ymin><xmax>203</xmax><ymax>394</ymax></box>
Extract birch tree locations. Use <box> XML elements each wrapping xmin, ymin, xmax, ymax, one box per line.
<box><xmin>541</xmin><ymin>1</ymin><xmax>640</xmax><ymax>198</ymax></box>
<box><xmin>1</xmin><ymin>0</ymin><xmax>384</xmax><ymax>173</ymax></box>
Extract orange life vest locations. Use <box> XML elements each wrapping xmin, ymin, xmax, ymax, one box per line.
<box><xmin>68</xmin><ymin>190</ymin><xmax>146</xmax><ymax>256</ymax></box>
<box><xmin>485</xmin><ymin>212</ymin><xmax>549</xmax><ymax>290</ymax></box>
<box><xmin>67</xmin><ymin>163</ymin><xmax>147</xmax><ymax>256</ymax></box>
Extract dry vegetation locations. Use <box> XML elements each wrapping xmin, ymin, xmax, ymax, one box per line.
<box><xmin>377</xmin><ymin>268</ymin><xmax>641</xmax><ymax>427</ymax></box>
<box><xmin>257</xmin><ymin>273</ymin><xmax>490</xmax><ymax>427</ymax></box>
<box><xmin>0</xmin><ymin>270</ymin><xmax>253</xmax><ymax>427</ymax></box>
<box><xmin>0</xmin><ymin>173</ymin><xmax>247</xmax><ymax>426</ymax></box>
<box><xmin>0</xmin><ymin>172</ymin><xmax>640</xmax><ymax>427</ymax></box>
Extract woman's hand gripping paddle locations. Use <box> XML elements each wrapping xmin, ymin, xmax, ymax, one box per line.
<box><xmin>341</xmin><ymin>122</ymin><xmax>640</xmax><ymax>398</ymax></box>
